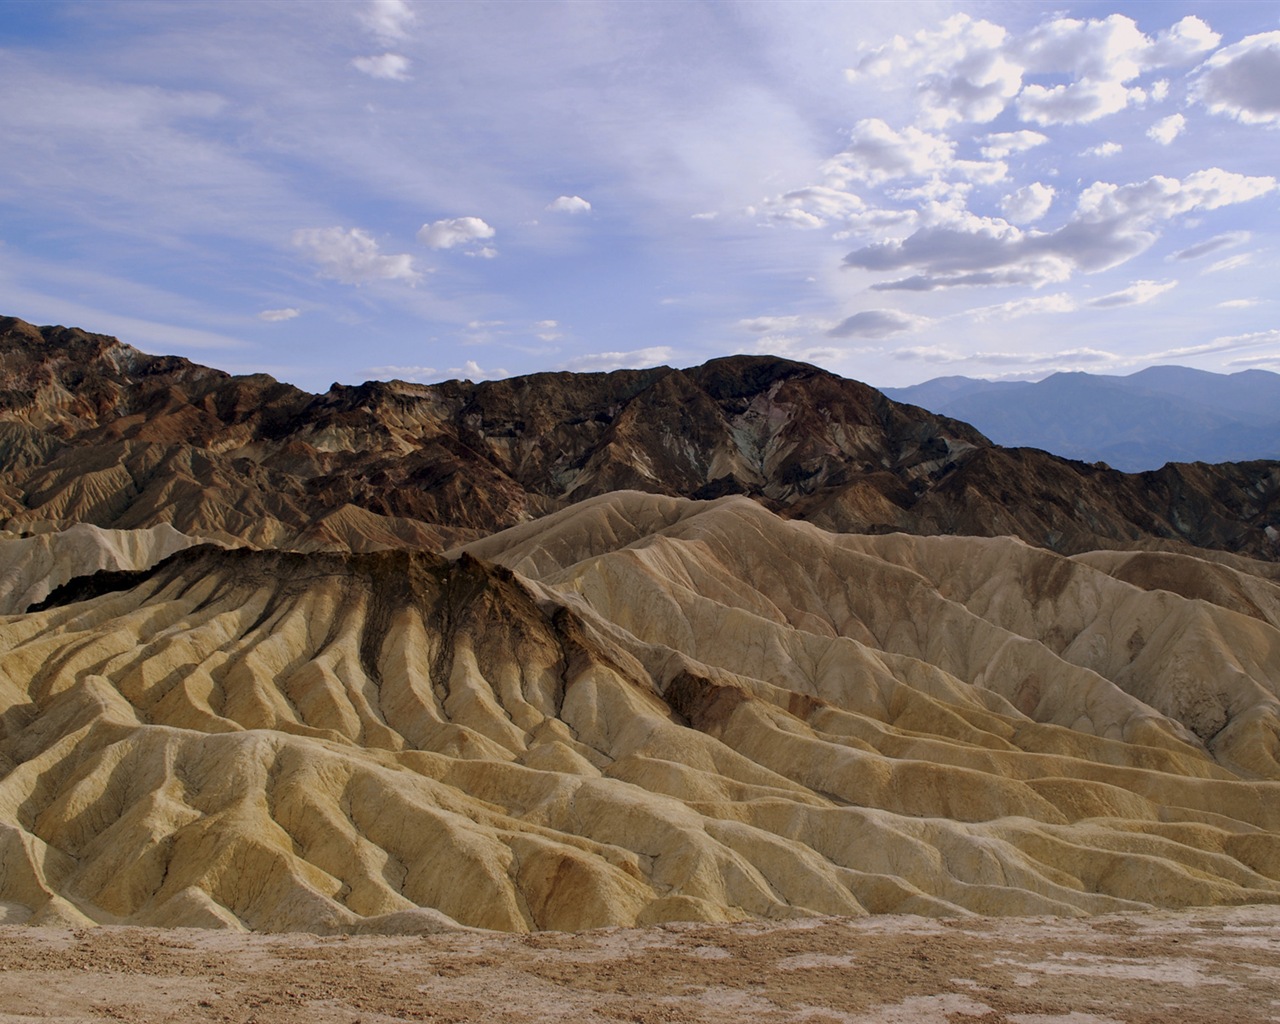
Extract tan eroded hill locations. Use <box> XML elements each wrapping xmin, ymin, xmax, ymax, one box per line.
<box><xmin>2</xmin><ymin>492</ymin><xmax>1278</xmax><ymax>933</ymax></box>
<box><xmin>0</xmin><ymin>522</ymin><xmax>212</xmax><ymax>615</ymax></box>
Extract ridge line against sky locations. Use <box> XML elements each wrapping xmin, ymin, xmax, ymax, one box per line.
<box><xmin>1</xmin><ymin>0</ymin><xmax>1278</xmax><ymax>393</ymax></box>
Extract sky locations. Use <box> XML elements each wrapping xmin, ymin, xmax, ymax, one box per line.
<box><xmin>2</xmin><ymin>0</ymin><xmax>1279</xmax><ymax>394</ymax></box>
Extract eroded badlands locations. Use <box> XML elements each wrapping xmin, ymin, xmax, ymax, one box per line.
<box><xmin>2</xmin><ymin>492</ymin><xmax>1279</xmax><ymax>932</ymax></box>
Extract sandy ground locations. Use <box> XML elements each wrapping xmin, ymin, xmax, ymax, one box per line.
<box><xmin>2</xmin><ymin>907</ymin><xmax>1278</xmax><ymax>1024</ymax></box>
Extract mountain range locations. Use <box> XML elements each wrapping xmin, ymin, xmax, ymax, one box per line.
<box><xmin>1</xmin><ymin>314</ymin><xmax>1279</xmax><ymax>933</ymax></box>
<box><xmin>2</xmin><ymin>316</ymin><xmax>1278</xmax><ymax>560</ymax></box>
<box><xmin>884</xmin><ymin>366</ymin><xmax>1280</xmax><ymax>472</ymax></box>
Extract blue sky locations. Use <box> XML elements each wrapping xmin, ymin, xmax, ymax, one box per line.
<box><xmin>2</xmin><ymin>0</ymin><xmax>1279</xmax><ymax>393</ymax></box>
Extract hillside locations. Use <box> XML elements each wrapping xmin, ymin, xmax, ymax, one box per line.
<box><xmin>2</xmin><ymin>317</ymin><xmax>1278</xmax><ymax>560</ymax></box>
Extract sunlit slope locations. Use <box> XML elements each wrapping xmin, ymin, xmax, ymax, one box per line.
<box><xmin>0</xmin><ymin>522</ymin><xmax>210</xmax><ymax>615</ymax></box>
<box><xmin>2</xmin><ymin>493</ymin><xmax>1279</xmax><ymax>932</ymax></box>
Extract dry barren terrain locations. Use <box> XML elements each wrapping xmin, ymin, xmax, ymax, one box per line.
<box><xmin>2</xmin><ymin>906</ymin><xmax>1278</xmax><ymax>1024</ymax></box>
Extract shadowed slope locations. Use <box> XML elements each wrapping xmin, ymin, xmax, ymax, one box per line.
<box><xmin>2</xmin><ymin>495</ymin><xmax>1279</xmax><ymax>932</ymax></box>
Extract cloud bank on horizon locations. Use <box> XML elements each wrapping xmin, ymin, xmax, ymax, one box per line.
<box><xmin>0</xmin><ymin>0</ymin><xmax>1278</xmax><ymax>391</ymax></box>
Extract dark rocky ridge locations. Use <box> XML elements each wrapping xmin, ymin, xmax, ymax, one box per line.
<box><xmin>2</xmin><ymin>315</ymin><xmax>1278</xmax><ymax>558</ymax></box>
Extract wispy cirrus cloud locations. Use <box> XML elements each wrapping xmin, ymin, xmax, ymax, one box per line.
<box><xmin>1087</xmin><ymin>279</ymin><xmax>1177</xmax><ymax>308</ymax></box>
<box><xmin>258</xmin><ymin>307</ymin><xmax>300</xmax><ymax>322</ymax></box>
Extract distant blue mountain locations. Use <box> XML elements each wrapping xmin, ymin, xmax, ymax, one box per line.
<box><xmin>882</xmin><ymin>366</ymin><xmax>1280</xmax><ymax>472</ymax></box>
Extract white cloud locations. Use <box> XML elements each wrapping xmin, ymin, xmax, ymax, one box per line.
<box><xmin>849</xmin><ymin>15</ymin><xmax>1021</xmax><ymax>128</ymax></box>
<box><xmin>467</xmin><ymin>246</ymin><xmax>499</xmax><ymax>259</ymax></box>
<box><xmin>376</xmin><ymin>358</ymin><xmax>510</xmax><ymax>382</ymax></box>
<box><xmin>1204</xmin><ymin>252</ymin><xmax>1255</xmax><ymax>274</ymax></box>
<box><xmin>967</xmin><ymin>293</ymin><xmax>1078</xmax><ymax>321</ymax></box>
<box><xmin>893</xmin><ymin>344</ymin><xmax>1121</xmax><ymax>367</ymax></box>
<box><xmin>547</xmin><ymin>195</ymin><xmax>592</xmax><ymax>214</ymax></box>
<box><xmin>1000</xmin><ymin>182</ymin><xmax>1055</xmax><ymax>223</ymax></box>
<box><xmin>293</xmin><ymin>227</ymin><xmax>419</xmax><ymax>284</ymax></box>
<box><xmin>738</xmin><ymin>315</ymin><xmax>820</xmax><ymax>334</ymax></box>
<box><xmin>823</xmin><ymin>119</ymin><xmax>1004</xmax><ymax>187</ymax></box>
<box><xmin>1217</xmin><ymin>298</ymin><xmax>1261</xmax><ymax>309</ymax></box>
<box><xmin>258</xmin><ymin>307</ymin><xmax>300</xmax><ymax>322</ymax></box>
<box><xmin>365</xmin><ymin>364</ymin><xmax>438</xmax><ymax>383</ymax></box>
<box><xmin>1087</xmin><ymin>278</ymin><xmax>1177</xmax><ymax>308</ymax></box>
<box><xmin>979</xmin><ymin>130</ymin><xmax>1048</xmax><ymax>159</ymax></box>
<box><xmin>1018</xmin><ymin>78</ymin><xmax>1137</xmax><ymax>126</ymax></box>
<box><xmin>844</xmin><ymin>168</ymin><xmax>1276</xmax><ymax>292</ymax></box>
<box><xmin>1191</xmin><ymin>31</ymin><xmax>1280</xmax><ymax>125</ymax></box>
<box><xmin>850</xmin><ymin>13</ymin><xmax>1218</xmax><ymax>130</ymax></box>
<box><xmin>1146</xmin><ymin>328</ymin><xmax>1280</xmax><ymax>361</ymax></box>
<box><xmin>359</xmin><ymin>0</ymin><xmax>415</xmax><ymax>43</ymax></box>
<box><xmin>534</xmin><ymin>319</ymin><xmax>561</xmax><ymax>341</ymax></box>
<box><xmin>352</xmin><ymin>53</ymin><xmax>411</xmax><ymax>81</ymax></box>
<box><xmin>417</xmin><ymin>216</ymin><xmax>496</xmax><ymax>250</ymax></box>
<box><xmin>1171</xmin><ymin>231</ymin><xmax>1250</xmax><ymax>260</ymax></box>
<box><xmin>827</xmin><ymin>309</ymin><xmax>929</xmax><ymax>339</ymax></box>
<box><xmin>758</xmin><ymin>185</ymin><xmax>918</xmax><ymax>235</ymax></box>
<box><xmin>559</xmin><ymin>347</ymin><xmax>675</xmax><ymax>372</ymax></box>
<box><xmin>1081</xmin><ymin>141</ymin><xmax>1122</xmax><ymax>158</ymax></box>
<box><xmin>1013</xmin><ymin>14</ymin><xmax>1218</xmax><ymax>125</ymax></box>
<box><xmin>760</xmin><ymin>186</ymin><xmax>865</xmax><ymax>229</ymax></box>
<box><xmin>1147</xmin><ymin>113</ymin><xmax>1186</xmax><ymax>145</ymax></box>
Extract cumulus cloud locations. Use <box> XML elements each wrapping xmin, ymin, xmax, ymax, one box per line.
<box><xmin>823</xmin><ymin>119</ymin><xmax>1004</xmax><ymax>187</ymax></box>
<box><xmin>352</xmin><ymin>53</ymin><xmax>411</xmax><ymax>81</ymax></box>
<box><xmin>417</xmin><ymin>216</ymin><xmax>496</xmax><ymax>250</ymax></box>
<box><xmin>1014</xmin><ymin>14</ymin><xmax>1218</xmax><ymax>125</ymax></box>
<box><xmin>851</xmin><ymin>13</ymin><xmax>1217</xmax><ymax>129</ymax></box>
<box><xmin>547</xmin><ymin>195</ymin><xmax>591</xmax><ymax>214</ymax></box>
<box><xmin>1191</xmin><ymin>31</ymin><xmax>1280</xmax><ymax>125</ymax></box>
<box><xmin>534</xmin><ymin>319</ymin><xmax>561</xmax><ymax>341</ymax></box>
<box><xmin>293</xmin><ymin>227</ymin><xmax>418</xmax><ymax>284</ymax></box>
<box><xmin>758</xmin><ymin>185</ymin><xmax>913</xmax><ymax>233</ymax></box>
<box><xmin>1171</xmin><ymin>231</ymin><xmax>1250</xmax><ymax>261</ymax></box>
<box><xmin>1147</xmin><ymin>113</ymin><xmax>1186</xmax><ymax>144</ymax></box>
<box><xmin>827</xmin><ymin>309</ymin><xmax>929</xmax><ymax>339</ymax></box>
<box><xmin>1087</xmin><ymin>279</ymin><xmax>1177</xmax><ymax>308</ymax></box>
<box><xmin>980</xmin><ymin>130</ymin><xmax>1048</xmax><ymax>159</ymax></box>
<box><xmin>1217</xmin><ymin>298</ymin><xmax>1262</xmax><ymax>309</ymax></box>
<box><xmin>450</xmin><ymin>359</ymin><xmax>508</xmax><ymax>381</ymax></box>
<box><xmin>558</xmin><ymin>347</ymin><xmax>675</xmax><ymax>372</ymax></box>
<box><xmin>849</xmin><ymin>15</ymin><xmax>1022</xmax><ymax>127</ymax></box>
<box><xmin>1000</xmin><ymin>182</ymin><xmax>1055</xmax><ymax>223</ymax></box>
<box><xmin>257</xmin><ymin>307</ymin><xmax>299</xmax><ymax>322</ymax></box>
<box><xmin>1081</xmin><ymin>142</ymin><xmax>1123</xmax><ymax>158</ymax></box>
<box><xmin>845</xmin><ymin>168</ymin><xmax>1276</xmax><ymax>291</ymax></box>
<box><xmin>359</xmin><ymin>0</ymin><xmax>415</xmax><ymax>43</ymax></box>
<box><xmin>824</xmin><ymin>120</ymin><xmax>953</xmax><ymax>186</ymax></box>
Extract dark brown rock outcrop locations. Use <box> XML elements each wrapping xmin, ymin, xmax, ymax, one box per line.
<box><xmin>2</xmin><ymin>315</ymin><xmax>1278</xmax><ymax>558</ymax></box>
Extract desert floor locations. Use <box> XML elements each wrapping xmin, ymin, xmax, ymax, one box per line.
<box><xmin>1</xmin><ymin>905</ymin><xmax>1277</xmax><ymax>1024</ymax></box>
